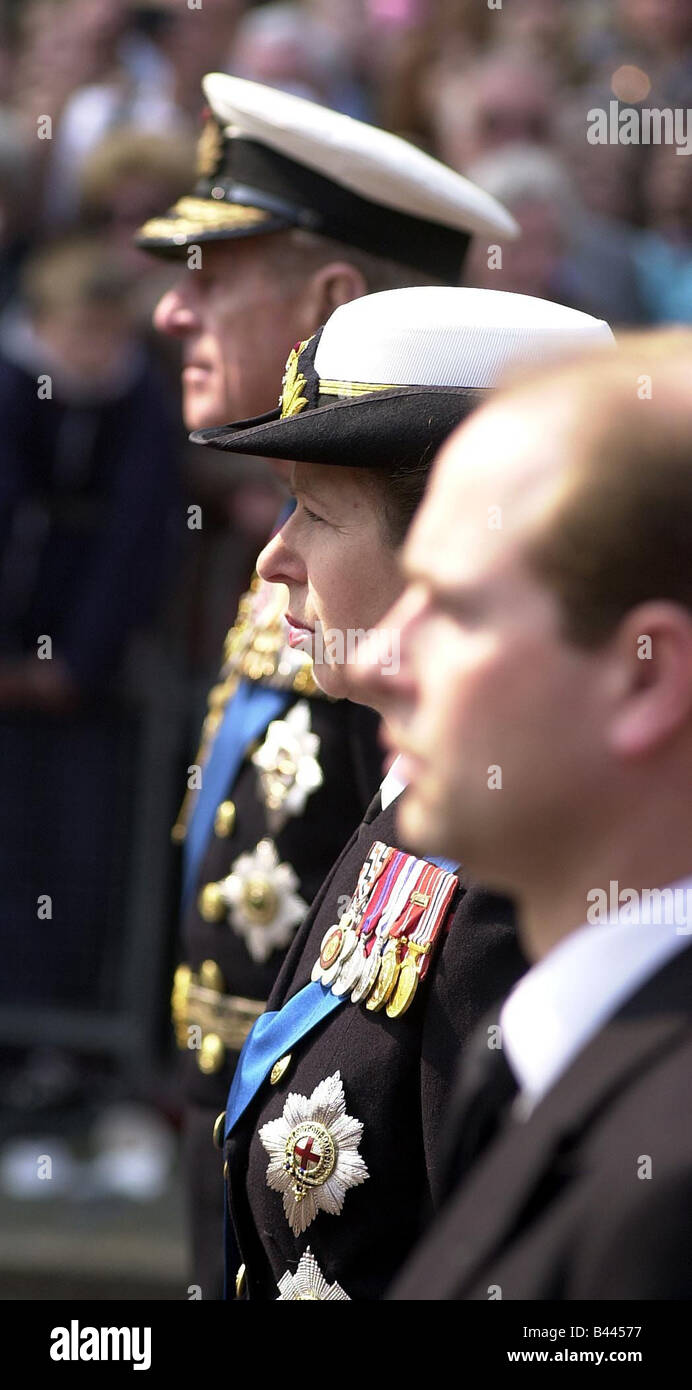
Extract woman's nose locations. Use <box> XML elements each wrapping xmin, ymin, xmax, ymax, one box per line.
<box><xmin>256</xmin><ymin>524</ymin><xmax>306</xmax><ymax>587</ymax></box>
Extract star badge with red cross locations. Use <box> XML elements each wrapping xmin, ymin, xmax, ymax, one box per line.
<box><xmin>259</xmin><ymin>1071</ymin><xmax>369</xmax><ymax>1236</ymax></box>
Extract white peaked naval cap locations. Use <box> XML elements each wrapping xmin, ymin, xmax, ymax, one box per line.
<box><xmin>203</xmin><ymin>72</ymin><xmax>519</xmax><ymax>242</ymax></box>
<box><xmin>192</xmin><ymin>286</ymin><xmax>615</xmax><ymax>469</ymax></box>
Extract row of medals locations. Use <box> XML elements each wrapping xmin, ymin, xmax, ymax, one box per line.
<box><xmin>311</xmin><ymin>907</ymin><xmax>429</xmax><ymax>1020</ymax></box>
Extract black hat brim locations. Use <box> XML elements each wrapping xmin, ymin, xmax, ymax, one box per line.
<box><xmin>190</xmin><ymin>386</ymin><xmax>486</xmax><ymax>469</ymax></box>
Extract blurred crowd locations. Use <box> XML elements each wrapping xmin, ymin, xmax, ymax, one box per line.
<box><xmin>0</xmin><ymin>0</ymin><xmax>690</xmax><ymax>332</ymax></box>
<box><xmin>0</xmin><ymin>0</ymin><xmax>690</xmax><ymax>1215</ymax></box>
<box><xmin>1</xmin><ymin>0</ymin><xmax>690</xmax><ymax>695</ymax></box>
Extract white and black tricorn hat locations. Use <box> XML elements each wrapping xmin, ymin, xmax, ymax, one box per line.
<box><xmin>191</xmin><ymin>286</ymin><xmax>615</xmax><ymax>468</ymax></box>
<box><xmin>135</xmin><ymin>73</ymin><xmax>518</xmax><ymax>279</ymax></box>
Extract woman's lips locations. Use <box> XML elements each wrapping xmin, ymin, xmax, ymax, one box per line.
<box><xmin>182</xmin><ymin>363</ymin><xmax>213</xmax><ymax>381</ymax></box>
<box><xmin>286</xmin><ymin>614</ymin><xmax>314</xmax><ymax>649</ymax></box>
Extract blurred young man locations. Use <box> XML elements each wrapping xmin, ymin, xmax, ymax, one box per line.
<box><xmin>365</xmin><ymin>331</ymin><xmax>692</xmax><ymax>1299</ymax></box>
<box><xmin>138</xmin><ymin>72</ymin><xmax>517</xmax><ymax>1298</ymax></box>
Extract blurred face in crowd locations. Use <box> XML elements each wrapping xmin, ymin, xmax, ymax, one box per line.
<box><xmin>153</xmin><ymin>238</ymin><xmax>307</xmax><ymax>430</ymax></box>
<box><xmin>256</xmin><ymin>462</ymin><xmax>404</xmax><ymax>703</ymax></box>
<box><xmin>433</xmin><ymin>60</ymin><xmax>553</xmax><ymax>172</ymax></box>
<box><xmin>38</xmin><ymin>302</ymin><xmax>131</xmax><ymax>382</ymax></box>
<box><xmin>360</xmin><ymin>395</ymin><xmax>618</xmax><ymax>892</ymax></box>
<box><xmin>464</xmin><ymin>198</ymin><xmax>564</xmax><ymax>299</ymax></box>
<box><xmin>617</xmin><ymin>0</ymin><xmax>692</xmax><ymax>49</ymax></box>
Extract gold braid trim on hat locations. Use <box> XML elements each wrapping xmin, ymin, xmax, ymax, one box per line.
<box><xmin>317</xmin><ymin>378</ymin><xmax>400</xmax><ymax>397</ymax></box>
<box><xmin>138</xmin><ymin>197</ymin><xmax>271</xmax><ymax>242</ymax></box>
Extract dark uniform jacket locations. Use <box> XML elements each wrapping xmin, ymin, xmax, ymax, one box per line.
<box><xmin>176</xmin><ymin>578</ymin><xmax>383</xmax><ymax>1297</ymax></box>
<box><xmin>223</xmin><ymin>796</ymin><xmax>525</xmax><ymax>1300</ymax></box>
<box><xmin>389</xmin><ymin>941</ymin><xmax>692</xmax><ymax>1300</ymax></box>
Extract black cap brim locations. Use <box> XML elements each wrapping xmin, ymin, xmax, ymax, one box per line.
<box><xmin>135</xmin><ymin>196</ymin><xmax>288</xmax><ymax>255</ymax></box>
<box><xmin>190</xmin><ymin>387</ymin><xmax>486</xmax><ymax>469</ymax></box>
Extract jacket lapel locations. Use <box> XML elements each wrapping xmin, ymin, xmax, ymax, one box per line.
<box><xmin>439</xmin><ymin>941</ymin><xmax>692</xmax><ymax>1295</ymax></box>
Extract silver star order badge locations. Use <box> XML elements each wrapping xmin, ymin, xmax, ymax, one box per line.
<box><xmin>259</xmin><ymin>1071</ymin><xmax>369</xmax><ymax>1236</ymax></box>
<box><xmin>276</xmin><ymin>1248</ymin><xmax>350</xmax><ymax>1301</ymax></box>
<box><xmin>251</xmin><ymin>701</ymin><xmax>323</xmax><ymax>830</ymax></box>
<box><xmin>220</xmin><ymin>838</ymin><xmax>308</xmax><ymax>963</ymax></box>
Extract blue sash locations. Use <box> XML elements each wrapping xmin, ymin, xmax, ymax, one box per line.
<box><xmin>224</xmin><ymin>852</ymin><xmax>460</xmax><ymax>1141</ymax></box>
<box><xmin>181</xmin><ymin>681</ymin><xmax>289</xmax><ymax>912</ymax></box>
<box><xmin>224</xmin><ymin>981</ymin><xmax>342</xmax><ymax>1141</ymax></box>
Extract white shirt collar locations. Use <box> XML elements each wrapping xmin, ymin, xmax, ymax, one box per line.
<box><xmin>379</xmin><ymin>754</ymin><xmax>408</xmax><ymax>811</ymax></box>
<box><xmin>501</xmin><ymin>874</ymin><xmax>692</xmax><ymax>1114</ymax></box>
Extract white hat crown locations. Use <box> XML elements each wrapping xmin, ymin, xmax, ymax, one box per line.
<box><xmin>203</xmin><ymin>72</ymin><xmax>519</xmax><ymax>242</ymax></box>
<box><xmin>312</xmin><ymin>287</ymin><xmax>615</xmax><ymax>391</ymax></box>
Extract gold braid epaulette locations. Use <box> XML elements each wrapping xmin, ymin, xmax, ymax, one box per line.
<box><xmin>171</xmin><ymin>577</ymin><xmax>321</xmax><ymax>843</ymax></box>
<box><xmin>221</xmin><ymin>576</ymin><xmax>319</xmax><ymax>696</ymax></box>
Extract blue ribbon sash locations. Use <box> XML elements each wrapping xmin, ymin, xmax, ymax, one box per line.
<box><xmin>182</xmin><ymin>680</ymin><xmax>289</xmax><ymax>912</ymax></box>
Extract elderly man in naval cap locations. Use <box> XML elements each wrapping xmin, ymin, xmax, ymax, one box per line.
<box><xmin>137</xmin><ymin>74</ymin><xmax>517</xmax><ymax>1298</ymax></box>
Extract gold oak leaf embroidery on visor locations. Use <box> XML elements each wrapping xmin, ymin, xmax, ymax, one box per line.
<box><xmin>280</xmin><ymin>340</ymin><xmax>311</xmax><ymax>418</ymax></box>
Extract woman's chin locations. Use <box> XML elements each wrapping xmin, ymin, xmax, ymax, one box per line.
<box><xmin>311</xmin><ymin>659</ymin><xmax>346</xmax><ymax>699</ymax></box>
<box><xmin>312</xmin><ymin>659</ymin><xmax>381</xmax><ymax>710</ymax></box>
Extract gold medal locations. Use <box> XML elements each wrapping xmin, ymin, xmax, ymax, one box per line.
<box><xmin>319</xmin><ymin>925</ymin><xmax>344</xmax><ymax>971</ymax></box>
<box><xmin>385</xmin><ymin>955</ymin><xmax>419</xmax><ymax>1018</ymax></box>
<box><xmin>365</xmin><ymin>942</ymin><xmax>401</xmax><ymax>1012</ymax></box>
<box><xmin>322</xmin><ymin>924</ymin><xmax>358</xmax><ymax>986</ymax></box>
<box><xmin>385</xmin><ymin>940</ymin><xmax>430</xmax><ymax>1019</ymax></box>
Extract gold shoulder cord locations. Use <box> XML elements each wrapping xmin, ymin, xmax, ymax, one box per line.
<box><xmin>171</xmin><ymin>576</ymin><xmax>320</xmax><ymax>843</ymax></box>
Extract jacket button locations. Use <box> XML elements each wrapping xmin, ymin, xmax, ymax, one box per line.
<box><xmin>235</xmin><ymin>1264</ymin><xmax>246</xmax><ymax>1298</ymax></box>
<box><xmin>212</xmin><ymin>1111</ymin><xmax>226</xmax><ymax>1149</ymax></box>
<box><xmin>215</xmin><ymin>800</ymin><xmax>237</xmax><ymax>838</ymax></box>
<box><xmin>199</xmin><ymin>959</ymin><xmax>225</xmax><ymax>992</ymax></box>
<box><xmin>270</xmin><ymin>1054</ymin><xmax>292</xmax><ymax>1085</ymax></box>
<box><xmin>198</xmin><ymin>1033</ymin><xmax>225</xmax><ymax>1073</ymax></box>
<box><xmin>198</xmin><ymin>883</ymin><xmax>227</xmax><ymax>922</ymax></box>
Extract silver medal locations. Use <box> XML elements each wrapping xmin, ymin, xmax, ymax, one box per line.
<box><xmin>331</xmin><ymin>942</ymin><xmax>367</xmax><ymax>998</ymax></box>
<box><xmin>350</xmin><ymin>945</ymin><xmax>381</xmax><ymax>1003</ymax></box>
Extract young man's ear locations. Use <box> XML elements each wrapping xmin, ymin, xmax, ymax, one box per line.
<box><xmin>296</xmin><ymin>261</ymin><xmax>368</xmax><ymax>337</ymax></box>
<box><xmin>609</xmin><ymin>602</ymin><xmax>692</xmax><ymax>759</ymax></box>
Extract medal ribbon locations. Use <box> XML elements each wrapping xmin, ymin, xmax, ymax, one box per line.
<box><xmin>366</xmin><ymin>853</ymin><xmax>428</xmax><ymax>958</ymax></box>
<box><xmin>387</xmin><ymin>860</ymin><xmax>439</xmax><ymax>942</ymax></box>
<box><xmin>407</xmin><ymin>863</ymin><xmax>459</xmax><ymax>980</ymax></box>
<box><xmin>357</xmin><ymin>849</ymin><xmax>408</xmax><ymax>951</ymax></box>
<box><xmin>349</xmin><ymin>841</ymin><xmax>394</xmax><ymax>924</ymax></box>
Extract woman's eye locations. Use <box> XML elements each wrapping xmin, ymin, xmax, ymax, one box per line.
<box><xmin>302</xmin><ymin>503</ymin><xmax>325</xmax><ymax>524</ymax></box>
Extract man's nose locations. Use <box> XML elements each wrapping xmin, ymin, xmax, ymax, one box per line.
<box><xmin>153</xmin><ymin>283</ymin><xmax>200</xmax><ymax>337</ymax></box>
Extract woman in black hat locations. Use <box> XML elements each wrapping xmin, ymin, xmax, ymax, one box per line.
<box><xmin>192</xmin><ymin>284</ymin><xmax>612</xmax><ymax>1300</ymax></box>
